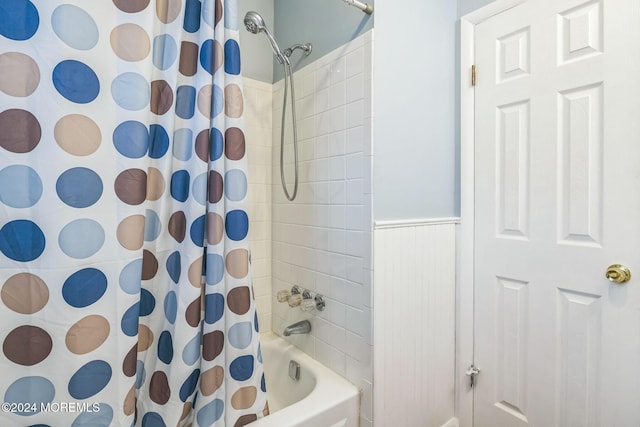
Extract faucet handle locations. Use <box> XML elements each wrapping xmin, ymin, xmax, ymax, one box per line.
<box><xmin>276</xmin><ymin>290</ymin><xmax>291</xmax><ymax>303</ymax></box>
<box><xmin>288</xmin><ymin>293</ymin><xmax>302</xmax><ymax>307</ymax></box>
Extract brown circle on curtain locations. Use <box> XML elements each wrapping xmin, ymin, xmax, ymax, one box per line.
<box><xmin>115</xmin><ymin>169</ymin><xmax>147</xmax><ymax>205</ymax></box>
<box><xmin>231</xmin><ymin>387</ymin><xmax>258</xmax><ymax>410</ymax></box>
<box><xmin>188</xmin><ymin>257</ymin><xmax>204</xmax><ymax>288</ymax></box>
<box><xmin>117</xmin><ymin>215</ymin><xmax>145</xmax><ymax>251</ymax></box>
<box><xmin>122</xmin><ymin>344</ymin><xmax>137</xmax><ymax>377</ymax></box>
<box><xmin>195</xmin><ymin>129</ymin><xmax>210</xmax><ymax>162</ymax></box>
<box><xmin>142</xmin><ymin>249</ymin><xmax>159</xmax><ymax>280</ymax></box>
<box><xmin>124</xmin><ymin>385</ymin><xmax>136</xmax><ymax>416</ymax></box>
<box><xmin>202</xmin><ymin>331</ymin><xmax>224</xmax><ymax>361</ymax></box>
<box><xmin>226</xmin><ymin>249</ymin><xmax>249</xmax><ymax>279</ymax></box>
<box><xmin>179</xmin><ymin>41</ymin><xmax>199</xmax><ymax>77</ymax></box>
<box><xmin>146</xmin><ymin>167</ymin><xmax>166</xmax><ymax>201</ymax></box>
<box><xmin>3</xmin><ymin>326</ymin><xmax>52</xmax><ymax>366</ymax></box>
<box><xmin>156</xmin><ymin>0</ymin><xmax>181</xmax><ymax>23</ymax></box>
<box><xmin>235</xmin><ymin>414</ymin><xmax>258</xmax><ymax>427</ymax></box>
<box><xmin>227</xmin><ymin>286</ymin><xmax>251</xmax><ymax>315</ymax></box>
<box><xmin>180</xmin><ymin>402</ymin><xmax>192</xmax><ymax>421</ymax></box>
<box><xmin>0</xmin><ymin>109</ymin><xmax>41</xmax><ymax>153</ymax></box>
<box><xmin>149</xmin><ymin>371</ymin><xmax>171</xmax><ymax>404</ymax></box>
<box><xmin>200</xmin><ymin>365</ymin><xmax>224</xmax><ymax>396</ymax></box>
<box><xmin>207</xmin><ymin>213</ymin><xmax>224</xmax><ymax>245</ymax></box>
<box><xmin>214</xmin><ymin>0</ymin><xmax>223</xmax><ymax>27</ymax></box>
<box><xmin>213</xmin><ymin>40</ymin><xmax>224</xmax><ymax>73</ymax></box>
<box><xmin>112</xmin><ymin>0</ymin><xmax>150</xmax><ymax>13</ymax></box>
<box><xmin>150</xmin><ymin>80</ymin><xmax>174</xmax><ymax>115</ymax></box>
<box><xmin>66</xmin><ymin>315</ymin><xmax>110</xmax><ymax>354</ymax></box>
<box><xmin>54</xmin><ymin>114</ymin><xmax>101</xmax><ymax>156</ymax></box>
<box><xmin>225</xmin><ymin>84</ymin><xmax>244</xmax><ymax>118</ymax></box>
<box><xmin>168</xmin><ymin>211</ymin><xmax>187</xmax><ymax>243</ymax></box>
<box><xmin>185</xmin><ymin>297</ymin><xmax>201</xmax><ymax>327</ymax></box>
<box><xmin>137</xmin><ymin>324</ymin><xmax>154</xmax><ymax>352</ymax></box>
<box><xmin>1</xmin><ymin>273</ymin><xmax>49</xmax><ymax>314</ymax></box>
<box><xmin>225</xmin><ymin>127</ymin><xmax>245</xmax><ymax>160</ymax></box>
<box><xmin>208</xmin><ymin>171</ymin><xmax>223</xmax><ymax>203</ymax></box>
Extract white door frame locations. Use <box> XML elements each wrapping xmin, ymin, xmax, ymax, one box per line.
<box><xmin>457</xmin><ymin>1</ymin><xmax>528</xmax><ymax>426</ymax></box>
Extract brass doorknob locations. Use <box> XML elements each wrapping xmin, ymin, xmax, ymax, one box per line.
<box><xmin>606</xmin><ymin>264</ymin><xmax>631</xmax><ymax>284</ymax></box>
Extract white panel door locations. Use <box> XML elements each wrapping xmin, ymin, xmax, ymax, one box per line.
<box><xmin>474</xmin><ymin>0</ymin><xmax>640</xmax><ymax>426</ymax></box>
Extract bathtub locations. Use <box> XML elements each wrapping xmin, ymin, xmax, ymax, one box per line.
<box><xmin>248</xmin><ymin>332</ymin><xmax>360</xmax><ymax>427</ymax></box>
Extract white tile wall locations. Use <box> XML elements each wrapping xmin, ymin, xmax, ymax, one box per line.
<box><xmin>271</xmin><ymin>31</ymin><xmax>374</xmax><ymax>426</ymax></box>
<box><xmin>243</xmin><ymin>77</ymin><xmax>273</xmax><ymax>332</ymax></box>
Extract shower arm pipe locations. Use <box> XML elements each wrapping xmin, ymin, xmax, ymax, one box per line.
<box><xmin>341</xmin><ymin>0</ymin><xmax>373</xmax><ymax>15</ymax></box>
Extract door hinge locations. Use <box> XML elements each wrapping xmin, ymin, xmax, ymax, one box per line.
<box><xmin>471</xmin><ymin>65</ymin><xmax>476</xmax><ymax>86</ymax></box>
<box><xmin>466</xmin><ymin>364</ymin><xmax>480</xmax><ymax>388</ymax></box>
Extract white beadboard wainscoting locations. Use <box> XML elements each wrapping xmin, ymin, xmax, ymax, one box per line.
<box><xmin>373</xmin><ymin>219</ymin><xmax>458</xmax><ymax>427</ymax></box>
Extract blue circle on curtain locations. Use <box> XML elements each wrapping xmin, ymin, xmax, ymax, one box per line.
<box><xmin>0</xmin><ymin>220</ymin><xmax>45</xmax><ymax>262</ymax></box>
<box><xmin>144</xmin><ymin>209</ymin><xmax>162</xmax><ymax>242</ymax></box>
<box><xmin>113</xmin><ymin>121</ymin><xmax>149</xmax><ymax>158</ymax></box>
<box><xmin>190</xmin><ymin>215</ymin><xmax>206</xmax><ymax>247</ymax></box>
<box><xmin>211</xmin><ymin>128</ymin><xmax>223</xmax><ymax>161</ymax></box>
<box><xmin>225</xmin><ymin>210</ymin><xmax>249</xmax><ymax>241</ymax></box>
<box><xmin>192</xmin><ymin>173</ymin><xmax>208</xmax><ymax>205</ymax></box>
<box><xmin>229</xmin><ymin>355</ymin><xmax>254</xmax><ymax>381</ymax></box>
<box><xmin>197</xmin><ymin>400</ymin><xmax>224</xmax><ymax>426</ymax></box>
<box><xmin>205</xmin><ymin>254</ymin><xmax>224</xmax><ymax>285</ymax></box>
<box><xmin>4</xmin><ymin>376</ymin><xmax>53</xmax><ymax>415</ymax></box>
<box><xmin>59</xmin><ymin>219</ymin><xmax>104</xmax><ymax>259</ymax></box>
<box><xmin>135</xmin><ymin>361</ymin><xmax>146</xmax><ymax>389</ymax></box>
<box><xmin>173</xmin><ymin>128</ymin><xmax>192</xmax><ymax>160</ymax></box>
<box><xmin>204</xmin><ymin>293</ymin><xmax>224</xmax><ymax>324</ymax></box>
<box><xmin>56</xmin><ymin>167</ymin><xmax>103</xmax><ymax>208</ymax></box>
<box><xmin>52</xmin><ymin>5</ymin><xmax>99</xmax><ymax>50</ymax></box>
<box><xmin>119</xmin><ymin>258</ymin><xmax>143</xmax><ymax>295</ymax></box>
<box><xmin>149</xmin><ymin>124</ymin><xmax>169</xmax><ymax>159</ymax></box>
<box><xmin>0</xmin><ymin>0</ymin><xmax>39</xmax><ymax>40</ymax></box>
<box><xmin>71</xmin><ymin>403</ymin><xmax>113</xmax><ymax>427</ymax></box>
<box><xmin>53</xmin><ymin>60</ymin><xmax>100</xmax><ymax>104</ymax></box>
<box><xmin>157</xmin><ymin>331</ymin><xmax>174</xmax><ymax>364</ymax></box>
<box><xmin>166</xmin><ymin>251</ymin><xmax>181</xmax><ymax>283</ymax></box>
<box><xmin>62</xmin><ymin>268</ymin><xmax>107</xmax><ymax>308</ymax></box>
<box><xmin>183</xmin><ymin>0</ymin><xmax>201</xmax><ymax>33</ymax></box>
<box><xmin>152</xmin><ymin>34</ymin><xmax>177</xmax><ymax>70</ymax></box>
<box><xmin>261</xmin><ymin>373</ymin><xmax>266</xmax><ymax>392</ymax></box>
<box><xmin>170</xmin><ymin>170</ymin><xmax>190</xmax><ymax>202</ymax></box>
<box><xmin>175</xmin><ymin>85</ymin><xmax>196</xmax><ymax>119</ymax></box>
<box><xmin>224</xmin><ymin>169</ymin><xmax>247</xmax><ymax>201</ymax></box>
<box><xmin>111</xmin><ymin>73</ymin><xmax>150</xmax><ymax>111</ymax></box>
<box><xmin>164</xmin><ymin>291</ymin><xmax>177</xmax><ymax>324</ymax></box>
<box><xmin>140</xmin><ymin>289</ymin><xmax>156</xmax><ymax>316</ymax></box>
<box><xmin>224</xmin><ymin>40</ymin><xmax>241</xmax><ymax>75</ymax></box>
<box><xmin>199</xmin><ymin>40</ymin><xmax>214</xmax><ymax>75</ymax></box>
<box><xmin>121</xmin><ymin>302</ymin><xmax>140</xmax><ymax>336</ymax></box>
<box><xmin>229</xmin><ymin>322</ymin><xmax>252</xmax><ymax>349</ymax></box>
<box><xmin>224</xmin><ymin>0</ymin><xmax>238</xmax><ymax>30</ymax></box>
<box><xmin>142</xmin><ymin>412</ymin><xmax>167</xmax><ymax>427</ymax></box>
<box><xmin>68</xmin><ymin>361</ymin><xmax>112</xmax><ymax>399</ymax></box>
<box><xmin>202</xmin><ymin>0</ymin><xmax>214</xmax><ymax>28</ymax></box>
<box><xmin>182</xmin><ymin>334</ymin><xmax>201</xmax><ymax>366</ymax></box>
<box><xmin>179</xmin><ymin>369</ymin><xmax>200</xmax><ymax>402</ymax></box>
<box><xmin>212</xmin><ymin>85</ymin><xmax>224</xmax><ymax>118</ymax></box>
<box><xmin>0</xmin><ymin>165</ymin><xmax>42</xmax><ymax>208</ymax></box>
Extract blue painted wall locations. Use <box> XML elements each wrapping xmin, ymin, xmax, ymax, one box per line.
<box><xmin>272</xmin><ymin>0</ymin><xmax>374</xmax><ymax>82</ymax></box>
<box><xmin>458</xmin><ymin>0</ymin><xmax>494</xmax><ymax>17</ymax></box>
<box><xmin>373</xmin><ymin>0</ymin><xmax>458</xmax><ymax>220</ymax></box>
<box><xmin>239</xmin><ymin>0</ymin><xmax>275</xmax><ymax>83</ymax></box>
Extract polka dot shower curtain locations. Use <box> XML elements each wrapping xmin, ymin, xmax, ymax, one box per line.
<box><xmin>0</xmin><ymin>1</ymin><xmax>267</xmax><ymax>426</ymax></box>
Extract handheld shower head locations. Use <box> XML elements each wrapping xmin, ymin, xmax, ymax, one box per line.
<box><xmin>243</xmin><ymin>11</ymin><xmax>264</xmax><ymax>34</ymax></box>
<box><xmin>243</xmin><ymin>11</ymin><xmax>287</xmax><ymax>64</ymax></box>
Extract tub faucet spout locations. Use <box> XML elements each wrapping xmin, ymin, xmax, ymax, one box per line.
<box><xmin>283</xmin><ymin>320</ymin><xmax>311</xmax><ymax>336</ymax></box>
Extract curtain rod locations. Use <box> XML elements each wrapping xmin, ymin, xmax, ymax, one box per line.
<box><xmin>342</xmin><ymin>0</ymin><xmax>374</xmax><ymax>15</ymax></box>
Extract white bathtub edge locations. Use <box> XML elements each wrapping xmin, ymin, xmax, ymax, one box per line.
<box><xmin>250</xmin><ymin>332</ymin><xmax>361</xmax><ymax>427</ymax></box>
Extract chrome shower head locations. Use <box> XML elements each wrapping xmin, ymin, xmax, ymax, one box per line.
<box><xmin>243</xmin><ymin>11</ymin><xmax>287</xmax><ymax>64</ymax></box>
<box><xmin>243</xmin><ymin>11</ymin><xmax>264</xmax><ymax>34</ymax></box>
